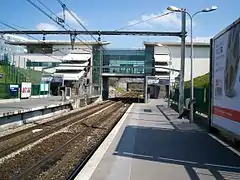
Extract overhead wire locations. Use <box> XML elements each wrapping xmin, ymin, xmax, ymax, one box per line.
<box><xmin>36</xmin><ymin>0</ymin><xmax>89</xmax><ymax>43</ymax></box>
<box><xmin>26</xmin><ymin>0</ymin><xmax>93</xmax><ymax>52</ymax></box>
<box><xmin>0</xmin><ymin>20</ymin><xmax>69</xmax><ymax>62</ymax></box>
<box><xmin>56</xmin><ymin>0</ymin><xmax>109</xmax><ymax>58</ymax></box>
<box><xmin>114</xmin><ymin>11</ymin><xmax>174</xmax><ymax>31</ymax></box>
<box><xmin>56</xmin><ymin>0</ymin><xmax>98</xmax><ymax>42</ymax></box>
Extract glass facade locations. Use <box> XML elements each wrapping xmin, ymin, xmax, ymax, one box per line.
<box><xmin>102</xmin><ymin>49</ymin><xmax>146</xmax><ymax>74</ymax></box>
<box><xmin>91</xmin><ymin>47</ymin><xmax>155</xmax><ymax>88</ymax></box>
<box><xmin>26</xmin><ymin>61</ymin><xmax>61</xmax><ymax>68</ymax></box>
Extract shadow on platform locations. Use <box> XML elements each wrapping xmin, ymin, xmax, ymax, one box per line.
<box><xmin>113</xmin><ymin>124</ymin><xmax>240</xmax><ymax>180</ymax></box>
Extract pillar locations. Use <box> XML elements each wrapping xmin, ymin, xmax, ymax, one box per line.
<box><xmin>102</xmin><ymin>76</ymin><xmax>109</xmax><ymax>100</ymax></box>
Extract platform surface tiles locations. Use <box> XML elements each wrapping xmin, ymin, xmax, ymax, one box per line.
<box><xmin>75</xmin><ymin>99</ymin><xmax>240</xmax><ymax>180</ymax></box>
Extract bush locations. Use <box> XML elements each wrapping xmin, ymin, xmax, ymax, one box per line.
<box><xmin>185</xmin><ymin>73</ymin><xmax>209</xmax><ymax>88</ymax></box>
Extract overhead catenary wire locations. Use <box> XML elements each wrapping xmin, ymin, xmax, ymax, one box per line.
<box><xmin>56</xmin><ymin>0</ymin><xmax>99</xmax><ymax>42</ymax></box>
<box><xmin>36</xmin><ymin>0</ymin><xmax>89</xmax><ymax>43</ymax></box>
<box><xmin>115</xmin><ymin>11</ymin><xmax>174</xmax><ymax>31</ymax></box>
<box><xmin>0</xmin><ymin>20</ymin><xmax>69</xmax><ymax>62</ymax></box>
<box><xmin>55</xmin><ymin>0</ymin><xmax>109</xmax><ymax>58</ymax></box>
<box><xmin>26</xmin><ymin>0</ymin><xmax>93</xmax><ymax>52</ymax></box>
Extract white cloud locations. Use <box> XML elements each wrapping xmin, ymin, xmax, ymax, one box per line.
<box><xmin>57</xmin><ymin>10</ymin><xmax>85</xmax><ymax>26</ymax></box>
<box><xmin>127</xmin><ymin>10</ymin><xmax>194</xmax><ymax>31</ymax></box>
<box><xmin>36</xmin><ymin>23</ymin><xmax>59</xmax><ymax>31</ymax></box>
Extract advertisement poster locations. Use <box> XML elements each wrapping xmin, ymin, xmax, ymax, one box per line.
<box><xmin>212</xmin><ymin>20</ymin><xmax>240</xmax><ymax>136</ymax></box>
<box><xmin>21</xmin><ymin>82</ymin><xmax>32</xmax><ymax>99</ymax></box>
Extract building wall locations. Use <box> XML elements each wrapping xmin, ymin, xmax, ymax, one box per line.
<box><xmin>154</xmin><ymin>45</ymin><xmax>210</xmax><ymax>82</ymax></box>
<box><xmin>0</xmin><ymin>35</ymin><xmax>26</xmax><ymax>67</ymax></box>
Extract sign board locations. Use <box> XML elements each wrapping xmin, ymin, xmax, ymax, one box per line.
<box><xmin>40</xmin><ymin>83</ymin><xmax>49</xmax><ymax>92</ymax></box>
<box><xmin>51</xmin><ymin>76</ymin><xmax>63</xmax><ymax>83</ymax></box>
<box><xmin>0</xmin><ymin>73</ymin><xmax>3</xmax><ymax>79</ymax></box>
<box><xmin>41</xmin><ymin>76</ymin><xmax>53</xmax><ymax>82</ymax></box>
<box><xmin>211</xmin><ymin>18</ymin><xmax>240</xmax><ymax>137</ymax></box>
<box><xmin>147</xmin><ymin>76</ymin><xmax>169</xmax><ymax>85</ymax></box>
<box><xmin>21</xmin><ymin>82</ymin><xmax>32</xmax><ymax>98</ymax></box>
<box><xmin>9</xmin><ymin>84</ymin><xmax>19</xmax><ymax>92</ymax></box>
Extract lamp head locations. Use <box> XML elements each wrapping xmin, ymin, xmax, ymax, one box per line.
<box><xmin>167</xmin><ymin>6</ymin><xmax>182</xmax><ymax>12</ymax></box>
<box><xmin>156</xmin><ymin>43</ymin><xmax>163</xmax><ymax>47</ymax></box>
<box><xmin>202</xmin><ymin>6</ymin><xmax>218</xmax><ymax>12</ymax></box>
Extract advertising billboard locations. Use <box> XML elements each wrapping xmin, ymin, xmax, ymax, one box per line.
<box><xmin>211</xmin><ymin>18</ymin><xmax>240</xmax><ymax>137</ymax></box>
<box><xmin>21</xmin><ymin>82</ymin><xmax>32</xmax><ymax>99</ymax></box>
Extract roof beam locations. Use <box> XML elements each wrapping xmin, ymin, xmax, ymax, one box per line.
<box><xmin>0</xmin><ymin>30</ymin><xmax>184</xmax><ymax>37</ymax></box>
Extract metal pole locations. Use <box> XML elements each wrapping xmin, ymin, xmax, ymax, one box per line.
<box><xmin>99</xmin><ymin>45</ymin><xmax>103</xmax><ymax>98</ymax></box>
<box><xmin>168</xmin><ymin>58</ymin><xmax>172</xmax><ymax>107</ymax></box>
<box><xmin>179</xmin><ymin>10</ymin><xmax>186</xmax><ymax>115</ymax></box>
<box><xmin>190</xmin><ymin>15</ymin><xmax>194</xmax><ymax>123</ymax></box>
<box><xmin>144</xmin><ymin>76</ymin><xmax>148</xmax><ymax>103</ymax></box>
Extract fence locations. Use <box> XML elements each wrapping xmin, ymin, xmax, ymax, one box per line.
<box><xmin>0</xmin><ymin>83</ymin><xmax>44</xmax><ymax>99</ymax></box>
<box><xmin>171</xmin><ymin>87</ymin><xmax>210</xmax><ymax>115</ymax></box>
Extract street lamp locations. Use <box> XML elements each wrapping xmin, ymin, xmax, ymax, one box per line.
<box><xmin>167</xmin><ymin>5</ymin><xmax>217</xmax><ymax>123</ymax></box>
<box><xmin>157</xmin><ymin>44</ymin><xmax>172</xmax><ymax>107</ymax></box>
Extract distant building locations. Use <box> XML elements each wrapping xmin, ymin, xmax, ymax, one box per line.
<box><xmin>0</xmin><ymin>34</ymin><xmax>27</xmax><ymax>65</ymax></box>
<box><xmin>7</xmin><ymin>40</ymin><xmax>109</xmax><ymax>92</ymax></box>
<box><xmin>144</xmin><ymin>41</ymin><xmax>210</xmax><ymax>82</ymax></box>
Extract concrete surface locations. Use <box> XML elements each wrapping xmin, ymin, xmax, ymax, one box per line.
<box><xmin>75</xmin><ymin>99</ymin><xmax>240</xmax><ymax>180</ymax></box>
<box><xmin>0</xmin><ymin>96</ymin><xmax>64</xmax><ymax>115</ymax></box>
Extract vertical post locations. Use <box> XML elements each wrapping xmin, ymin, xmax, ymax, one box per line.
<box><xmin>144</xmin><ymin>76</ymin><xmax>148</xmax><ymax>103</ymax></box>
<box><xmin>179</xmin><ymin>10</ymin><xmax>186</xmax><ymax>115</ymax></box>
<box><xmin>168</xmin><ymin>60</ymin><xmax>171</xmax><ymax>107</ymax></box>
<box><xmin>190</xmin><ymin>15</ymin><xmax>194</xmax><ymax>123</ymax></box>
<box><xmin>99</xmin><ymin>45</ymin><xmax>103</xmax><ymax>98</ymax></box>
<box><xmin>208</xmin><ymin>38</ymin><xmax>213</xmax><ymax>130</ymax></box>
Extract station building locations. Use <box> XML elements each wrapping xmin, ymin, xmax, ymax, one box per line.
<box><xmin>7</xmin><ymin>39</ymin><xmax>210</xmax><ymax>98</ymax></box>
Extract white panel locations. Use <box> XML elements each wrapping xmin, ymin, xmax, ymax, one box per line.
<box><xmin>154</xmin><ymin>54</ymin><xmax>170</xmax><ymax>62</ymax></box>
<box><xmin>54</xmin><ymin>71</ymin><xmax>85</xmax><ymax>80</ymax></box>
<box><xmin>55</xmin><ymin>66</ymin><xmax>85</xmax><ymax>70</ymax></box>
<box><xmin>155</xmin><ymin>67</ymin><xmax>169</xmax><ymax>72</ymax></box>
<box><xmin>62</xmin><ymin>53</ymin><xmax>91</xmax><ymax>61</ymax></box>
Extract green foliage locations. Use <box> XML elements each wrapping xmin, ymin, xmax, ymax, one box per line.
<box><xmin>117</xmin><ymin>87</ymin><xmax>124</xmax><ymax>93</ymax></box>
<box><xmin>185</xmin><ymin>73</ymin><xmax>209</xmax><ymax>88</ymax></box>
<box><xmin>0</xmin><ymin>65</ymin><xmax>41</xmax><ymax>84</ymax></box>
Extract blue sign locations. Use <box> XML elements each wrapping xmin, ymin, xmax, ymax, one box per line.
<box><xmin>9</xmin><ymin>84</ymin><xmax>19</xmax><ymax>92</ymax></box>
<box><xmin>52</xmin><ymin>76</ymin><xmax>63</xmax><ymax>83</ymax></box>
<box><xmin>158</xmin><ymin>79</ymin><xmax>170</xmax><ymax>85</ymax></box>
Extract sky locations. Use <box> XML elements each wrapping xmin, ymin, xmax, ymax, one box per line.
<box><xmin>0</xmin><ymin>0</ymin><xmax>239</xmax><ymax>48</ymax></box>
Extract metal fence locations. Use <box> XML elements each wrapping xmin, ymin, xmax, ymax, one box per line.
<box><xmin>171</xmin><ymin>87</ymin><xmax>210</xmax><ymax>115</ymax></box>
<box><xmin>0</xmin><ymin>83</ymin><xmax>42</xmax><ymax>99</ymax></box>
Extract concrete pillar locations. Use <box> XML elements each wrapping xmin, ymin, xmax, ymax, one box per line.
<box><xmin>102</xmin><ymin>76</ymin><xmax>109</xmax><ymax>100</ymax></box>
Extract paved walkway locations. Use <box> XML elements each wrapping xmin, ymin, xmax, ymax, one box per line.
<box><xmin>75</xmin><ymin>99</ymin><xmax>240</xmax><ymax>180</ymax></box>
<box><xmin>0</xmin><ymin>96</ymin><xmax>65</xmax><ymax>115</ymax></box>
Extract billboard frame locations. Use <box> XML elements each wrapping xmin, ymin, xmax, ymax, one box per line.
<box><xmin>210</xmin><ymin>18</ymin><xmax>240</xmax><ymax>139</ymax></box>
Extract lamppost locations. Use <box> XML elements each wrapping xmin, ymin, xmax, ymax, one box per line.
<box><xmin>167</xmin><ymin>5</ymin><xmax>217</xmax><ymax>123</ymax></box>
<box><xmin>157</xmin><ymin>44</ymin><xmax>172</xmax><ymax>107</ymax></box>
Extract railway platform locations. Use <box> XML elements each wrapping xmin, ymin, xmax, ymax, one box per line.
<box><xmin>75</xmin><ymin>99</ymin><xmax>240</xmax><ymax>180</ymax></box>
<box><xmin>0</xmin><ymin>96</ymin><xmax>66</xmax><ymax>116</ymax></box>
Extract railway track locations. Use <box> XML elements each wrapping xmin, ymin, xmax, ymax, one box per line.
<box><xmin>0</xmin><ymin>100</ymin><xmax>130</xmax><ymax>180</ymax></box>
<box><xmin>0</xmin><ymin>100</ymin><xmax>114</xmax><ymax>158</ymax></box>
<box><xmin>14</xmin><ymin>102</ymin><xmax>127</xmax><ymax>180</ymax></box>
